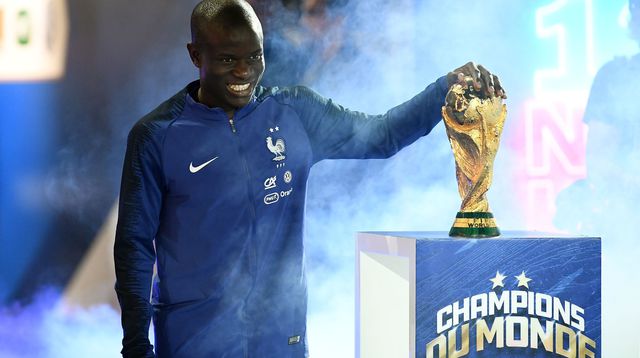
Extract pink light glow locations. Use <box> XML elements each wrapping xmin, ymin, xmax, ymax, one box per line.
<box><xmin>509</xmin><ymin>93</ymin><xmax>589</xmax><ymax>231</ymax></box>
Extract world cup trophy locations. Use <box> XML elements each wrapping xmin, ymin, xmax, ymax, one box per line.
<box><xmin>442</xmin><ymin>80</ymin><xmax>507</xmax><ymax>237</ymax></box>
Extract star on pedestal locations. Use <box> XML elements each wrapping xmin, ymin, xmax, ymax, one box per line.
<box><xmin>490</xmin><ymin>271</ymin><xmax>506</xmax><ymax>289</ymax></box>
<box><xmin>515</xmin><ymin>271</ymin><xmax>532</xmax><ymax>289</ymax></box>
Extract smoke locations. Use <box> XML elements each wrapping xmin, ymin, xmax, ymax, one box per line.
<box><xmin>554</xmin><ymin>48</ymin><xmax>640</xmax><ymax>356</ymax></box>
<box><xmin>295</xmin><ymin>1</ymin><xmax>638</xmax><ymax>357</ymax></box>
<box><xmin>2</xmin><ymin>1</ymin><xmax>638</xmax><ymax>357</ymax></box>
<box><xmin>296</xmin><ymin>1</ymin><xmax>519</xmax><ymax>356</ymax></box>
<box><xmin>0</xmin><ymin>288</ymin><xmax>136</xmax><ymax>358</ymax></box>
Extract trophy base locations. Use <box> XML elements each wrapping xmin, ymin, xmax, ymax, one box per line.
<box><xmin>449</xmin><ymin>211</ymin><xmax>500</xmax><ymax>237</ymax></box>
<box><xmin>356</xmin><ymin>231</ymin><xmax>601</xmax><ymax>357</ymax></box>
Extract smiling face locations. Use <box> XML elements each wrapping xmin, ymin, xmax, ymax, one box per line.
<box><xmin>188</xmin><ymin>17</ymin><xmax>265</xmax><ymax>117</ymax></box>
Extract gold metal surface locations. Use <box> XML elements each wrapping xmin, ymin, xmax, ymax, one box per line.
<box><xmin>442</xmin><ymin>84</ymin><xmax>507</xmax><ymax>213</ymax></box>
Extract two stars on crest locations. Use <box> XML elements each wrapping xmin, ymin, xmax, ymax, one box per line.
<box><xmin>490</xmin><ymin>270</ymin><xmax>532</xmax><ymax>289</ymax></box>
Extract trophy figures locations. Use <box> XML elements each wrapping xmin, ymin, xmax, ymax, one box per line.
<box><xmin>442</xmin><ymin>81</ymin><xmax>507</xmax><ymax>237</ymax></box>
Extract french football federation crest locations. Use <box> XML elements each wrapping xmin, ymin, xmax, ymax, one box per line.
<box><xmin>266</xmin><ymin>136</ymin><xmax>286</xmax><ymax>161</ymax></box>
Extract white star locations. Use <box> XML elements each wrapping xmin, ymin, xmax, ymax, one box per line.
<box><xmin>269</xmin><ymin>128</ymin><xmax>274</xmax><ymax>133</ymax></box>
<box><xmin>490</xmin><ymin>271</ymin><xmax>506</xmax><ymax>289</ymax></box>
<box><xmin>275</xmin><ymin>126</ymin><xmax>279</xmax><ymax>131</ymax></box>
<box><xmin>515</xmin><ymin>271</ymin><xmax>532</xmax><ymax>289</ymax></box>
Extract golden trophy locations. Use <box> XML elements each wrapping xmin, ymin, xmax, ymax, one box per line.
<box><xmin>442</xmin><ymin>81</ymin><xmax>506</xmax><ymax>237</ymax></box>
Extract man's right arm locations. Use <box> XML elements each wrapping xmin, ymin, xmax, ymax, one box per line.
<box><xmin>114</xmin><ymin>121</ymin><xmax>164</xmax><ymax>358</ymax></box>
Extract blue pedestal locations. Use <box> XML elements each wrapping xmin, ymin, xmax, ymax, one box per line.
<box><xmin>356</xmin><ymin>231</ymin><xmax>601</xmax><ymax>358</ymax></box>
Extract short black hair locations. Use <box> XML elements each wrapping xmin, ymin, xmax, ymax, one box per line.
<box><xmin>190</xmin><ymin>0</ymin><xmax>262</xmax><ymax>45</ymax></box>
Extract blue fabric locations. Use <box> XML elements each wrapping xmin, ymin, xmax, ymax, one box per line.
<box><xmin>114</xmin><ymin>77</ymin><xmax>448</xmax><ymax>357</ymax></box>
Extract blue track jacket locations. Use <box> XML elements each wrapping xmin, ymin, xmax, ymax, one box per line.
<box><xmin>114</xmin><ymin>77</ymin><xmax>448</xmax><ymax>357</ymax></box>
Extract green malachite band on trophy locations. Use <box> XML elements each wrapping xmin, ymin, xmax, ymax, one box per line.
<box><xmin>454</xmin><ymin>212</ymin><xmax>495</xmax><ymax>219</ymax></box>
<box><xmin>449</xmin><ymin>212</ymin><xmax>500</xmax><ymax>238</ymax></box>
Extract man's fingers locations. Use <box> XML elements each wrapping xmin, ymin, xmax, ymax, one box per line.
<box><xmin>449</xmin><ymin>62</ymin><xmax>478</xmax><ymax>88</ymax></box>
<box><xmin>477</xmin><ymin>64</ymin><xmax>495</xmax><ymax>97</ymax></box>
<box><xmin>456</xmin><ymin>73</ymin><xmax>478</xmax><ymax>92</ymax></box>
<box><xmin>492</xmin><ymin>74</ymin><xmax>507</xmax><ymax>99</ymax></box>
<box><xmin>446</xmin><ymin>71</ymin><xmax>464</xmax><ymax>87</ymax></box>
<box><xmin>449</xmin><ymin>62</ymin><xmax>506</xmax><ymax>99</ymax></box>
<box><xmin>462</xmin><ymin>75</ymin><xmax>475</xmax><ymax>89</ymax></box>
<box><xmin>463</xmin><ymin>62</ymin><xmax>481</xmax><ymax>90</ymax></box>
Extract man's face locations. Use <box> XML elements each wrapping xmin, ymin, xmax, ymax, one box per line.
<box><xmin>189</xmin><ymin>22</ymin><xmax>265</xmax><ymax>114</ymax></box>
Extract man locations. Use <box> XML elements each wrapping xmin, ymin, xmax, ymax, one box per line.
<box><xmin>114</xmin><ymin>0</ymin><xmax>504</xmax><ymax>357</ymax></box>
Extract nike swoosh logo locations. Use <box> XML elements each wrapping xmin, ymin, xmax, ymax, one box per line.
<box><xmin>189</xmin><ymin>156</ymin><xmax>219</xmax><ymax>173</ymax></box>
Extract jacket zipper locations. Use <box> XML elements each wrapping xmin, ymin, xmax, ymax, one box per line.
<box><xmin>228</xmin><ymin>116</ymin><xmax>257</xmax><ymax>267</ymax></box>
<box><xmin>228</xmin><ymin>115</ymin><xmax>259</xmax><ymax>349</ymax></box>
<box><xmin>229</xmin><ymin>118</ymin><xmax>237</xmax><ymax>133</ymax></box>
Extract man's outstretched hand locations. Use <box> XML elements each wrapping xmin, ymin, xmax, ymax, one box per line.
<box><xmin>446</xmin><ymin>62</ymin><xmax>507</xmax><ymax>99</ymax></box>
